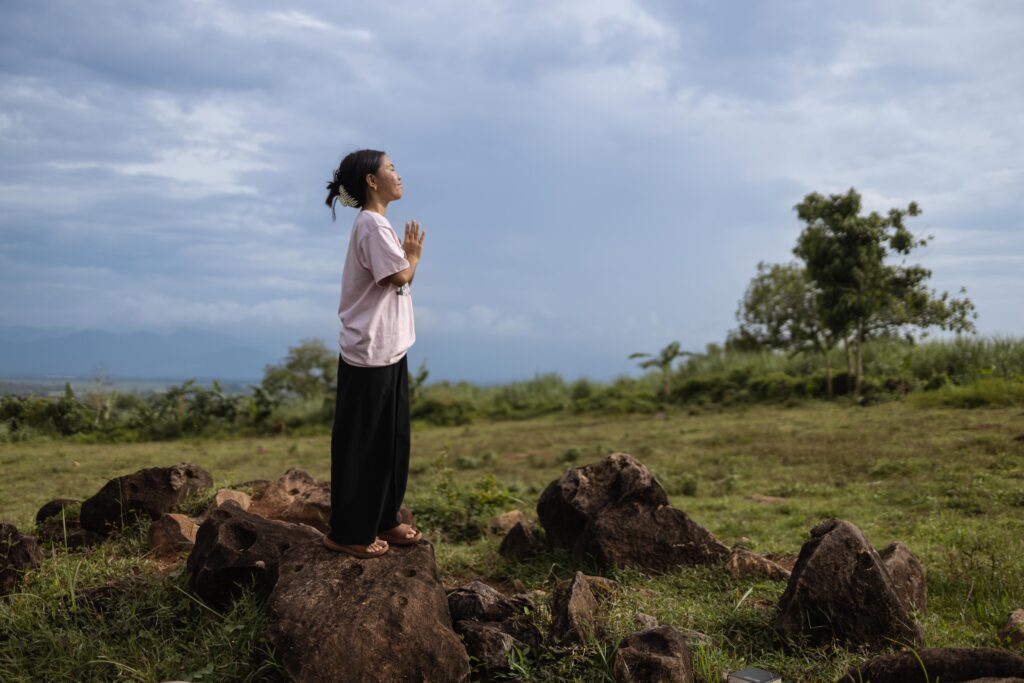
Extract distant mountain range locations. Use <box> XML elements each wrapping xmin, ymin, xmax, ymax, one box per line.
<box><xmin>0</xmin><ymin>327</ymin><xmax>280</xmax><ymax>381</ymax></box>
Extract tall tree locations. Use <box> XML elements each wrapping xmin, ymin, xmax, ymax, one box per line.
<box><xmin>630</xmin><ymin>341</ymin><xmax>692</xmax><ymax>402</ymax></box>
<box><xmin>728</xmin><ymin>261</ymin><xmax>841</xmax><ymax>397</ymax></box>
<box><xmin>261</xmin><ymin>338</ymin><xmax>338</xmax><ymax>402</ymax></box>
<box><xmin>793</xmin><ymin>188</ymin><xmax>976</xmax><ymax>395</ymax></box>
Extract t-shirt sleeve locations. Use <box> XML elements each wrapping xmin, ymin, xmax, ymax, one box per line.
<box><xmin>359</xmin><ymin>224</ymin><xmax>410</xmax><ymax>286</ymax></box>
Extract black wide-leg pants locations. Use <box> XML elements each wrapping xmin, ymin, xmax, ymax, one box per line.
<box><xmin>328</xmin><ymin>354</ymin><xmax>410</xmax><ymax>545</ymax></box>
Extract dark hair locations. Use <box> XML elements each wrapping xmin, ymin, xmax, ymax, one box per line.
<box><xmin>325</xmin><ymin>149</ymin><xmax>386</xmax><ymax>220</ymax></box>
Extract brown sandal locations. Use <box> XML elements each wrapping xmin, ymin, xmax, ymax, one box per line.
<box><xmin>322</xmin><ymin>535</ymin><xmax>389</xmax><ymax>558</ymax></box>
<box><xmin>379</xmin><ymin>524</ymin><xmax>422</xmax><ymax>546</ymax></box>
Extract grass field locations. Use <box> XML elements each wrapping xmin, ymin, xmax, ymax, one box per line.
<box><xmin>2</xmin><ymin>402</ymin><xmax>1023</xmax><ymax>681</ymax></box>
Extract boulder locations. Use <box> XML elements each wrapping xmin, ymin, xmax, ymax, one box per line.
<box><xmin>775</xmin><ymin>519</ymin><xmax>922</xmax><ymax>650</ymax></box>
<box><xmin>550</xmin><ymin>571</ymin><xmax>601</xmax><ymax>644</ymax></box>
<box><xmin>577</xmin><ymin>502</ymin><xmax>730</xmax><ymax>572</ymax></box>
<box><xmin>838</xmin><ymin>648</ymin><xmax>1024</xmax><ymax>682</ymax></box>
<box><xmin>149</xmin><ymin>513</ymin><xmax>199</xmax><ymax>554</ymax></box>
<box><xmin>186</xmin><ymin>502</ymin><xmax>320</xmax><ymax>609</ymax></box>
<box><xmin>878</xmin><ymin>541</ymin><xmax>927</xmax><ymax>612</ymax></box>
<box><xmin>613</xmin><ymin>625</ymin><xmax>694</xmax><ymax>683</ymax></box>
<box><xmin>249</xmin><ymin>468</ymin><xmax>331</xmax><ymax>531</ymax></box>
<box><xmin>499</xmin><ymin>521</ymin><xmax>543</xmax><ymax>561</ymax></box>
<box><xmin>725</xmin><ymin>548</ymin><xmax>791</xmax><ymax>581</ymax></box>
<box><xmin>35</xmin><ymin>498</ymin><xmax>79</xmax><ymax>525</ymax></box>
<box><xmin>1</xmin><ymin>523</ymin><xmax>42</xmax><ymax>595</ymax></box>
<box><xmin>1001</xmin><ymin>609</ymin><xmax>1024</xmax><ymax>647</ymax></box>
<box><xmin>79</xmin><ymin>463</ymin><xmax>212</xmax><ymax>534</ymax></box>
<box><xmin>264</xmin><ymin>540</ymin><xmax>470</xmax><ymax>683</ymax></box>
<box><xmin>537</xmin><ymin>453</ymin><xmax>669</xmax><ymax>548</ymax></box>
<box><xmin>537</xmin><ymin>454</ymin><xmax>729</xmax><ymax>572</ymax></box>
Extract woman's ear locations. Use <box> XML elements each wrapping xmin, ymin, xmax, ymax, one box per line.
<box><xmin>365</xmin><ymin>173</ymin><xmax>377</xmax><ymax>191</ymax></box>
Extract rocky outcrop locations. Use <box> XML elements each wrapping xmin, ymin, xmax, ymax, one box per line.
<box><xmin>265</xmin><ymin>540</ymin><xmax>470</xmax><ymax>683</ymax></box>
<box><xmin>536</xmin><ymin>454</ymin><xmax>729</xmax><ymax>572</ymax></box>
<box><xmin>878</xmin><ymin>541</ymin><xmax>927</xmax><ymax>612</ymax></box>
<box><xmin>838</xmin><ymin>648</ymin><xmax>1024</xmax><ymax>682</ymax></box>
<box><xmin>186</xmin><ymin>502</ymin><xmax>320</xmax><ymax>609</ymax></box>
<box><xmin>613</xmin><ymin>626</ymin><xmax>694</xmax><ymax>683</ymax></box>
<box><xmin>79</xmin><ymin>463</ymin><xmax>212</xmax><ymax>534</ymax></box>
<box><xmin>1</xmin><ymin>523</ymin><xmax>41</xmax><ymax>595</ymax></box>
<box><xmin>776</xmin><ymin>519</ymin><xmax>923</xmax><ymax>650</ymax></box>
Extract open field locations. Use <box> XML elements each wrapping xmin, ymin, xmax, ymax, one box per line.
<box><xmin>2</xmin><ymin>402</ymin><xmax>1024</xmax><ymax>681</ymax></box>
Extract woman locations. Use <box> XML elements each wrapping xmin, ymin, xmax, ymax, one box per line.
<box><xmin>323</xmin><ymin>149</ymin><xmax>425</xmax><ymax>558</ymax></box>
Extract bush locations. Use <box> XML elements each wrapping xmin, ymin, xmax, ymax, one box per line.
<box><xmin>410</xmin><ymin>470</ymin><xmax>521</xmax><ymax>541</ymax></box>
<box><xmin>910</xmin><ymin>377</ymin><xmax>1024</xmax><ymax>408</ymax></box>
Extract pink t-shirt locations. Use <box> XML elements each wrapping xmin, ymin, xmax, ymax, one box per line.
<box><xmin>337</xmin><ymin>210</ymin><xmax>416</xmax><ymax>367</ymax></box>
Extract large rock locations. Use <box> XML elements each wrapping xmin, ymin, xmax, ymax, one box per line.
<box><xmin>775</xmin><ymin>519</ymin><xmax>922</xmax><ymax>650</ymax></box>
<box><xmin>613</xmin><ymin>626</ymin><xmax>694</xmax><ymax>683</ymax></box>
<box><xmin>79</xmin><ymin>463</ymin><xmax>212</xmax><ymax>534</ymax></box>
<box><xmin>1</xmin><ymin>523</ymin><xmax>42</xmax><ymax>595</ymax></box>
<box><xmin>248</xmin><ymin>468</ymin><xmax>415</xmax><ymax>533</ymax></box>
<box><xmin>537</xmin><ymin>454</ymin><xmax>728</xmax><ymax>571</ymax></box>
<box><xmin>265</xmin><ymin>540</ymin><xmax>470</xmax><ymax>683</ymax></box>
<box><xmin>576</xmin><ymin>501</ymin><xmax>730</xmax><ymax>572</ymax></box>
<box><xmin>879</xmin><ymin>541</ymin><xmax>927</xmax><ymax>612</ymax></box>
<box><xmin>838</xmin><ymin>648</ymin><xmax>1024</xmax><ymax>682</ymax></box>
<box><xmin>249</xmin><ymin>468</ymin><xmax>331</xmax><ymax>531</ymax></box>
<box><xmin>186</xmin><ymin>502</ymin><xmax>320</xmax><ymax>609</ymax></box>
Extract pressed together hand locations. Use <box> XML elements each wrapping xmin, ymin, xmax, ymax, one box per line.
<box><xmin>403</xmin><ymin>220</ymin><xmax>425</xmax><ymax>261</ymax></box>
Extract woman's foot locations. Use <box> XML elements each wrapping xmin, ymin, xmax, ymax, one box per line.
<box><xmin>378</xmin><ymin>523</ymin><xmax>422</xmax><ymax>546</ymax></box>
<box><xmin>323</xmin><ymin>535</ymin><xmax>389</xmax><ymax>558</ymax></box>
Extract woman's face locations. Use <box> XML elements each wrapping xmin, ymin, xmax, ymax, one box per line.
<box><xmin>368</xmin><ymin>154</ymin><xmax>403</xmax><ymax>202</ymax></box>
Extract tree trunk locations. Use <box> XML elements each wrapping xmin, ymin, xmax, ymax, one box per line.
<box><xmin>661</xmin><ymin>367</ymin><xmax>671</xmax><ymax>403</ymax></box>
<box><xmin>824</xmin><ymin>349</ymin><xmax>833</xmax><ymax>399</ymax></box>
<box><xmin>854</xmin><ymin>323</ymin><xmax>864</xmax><ymax>397</ymax></box>
<box><xmin>844</xmin><ymin>336</ymin><xmax>853</xmax><ymax>390</ymax></box>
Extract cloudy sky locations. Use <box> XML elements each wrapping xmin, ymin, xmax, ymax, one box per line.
<box><xmin>2</xmin><ymin>1</ymin><xmax>1022</xmax><ymax>382</ymax></box>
